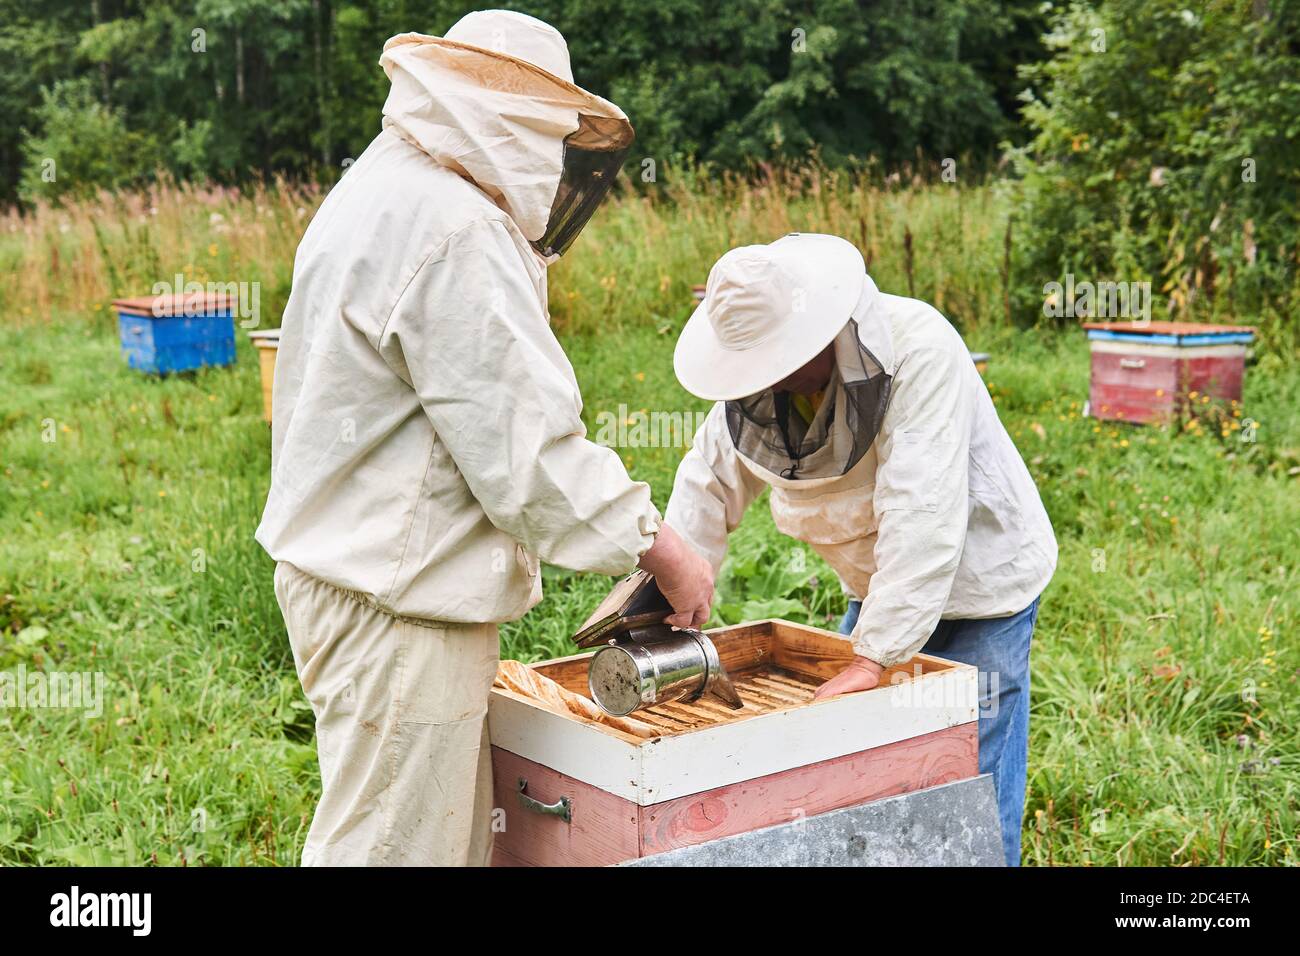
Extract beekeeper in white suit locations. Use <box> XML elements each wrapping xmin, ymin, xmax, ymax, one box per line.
<box><xmin>256</xmin><ymin>10</ymin><xmax>712</xmax><ymax>867</ymax></box>
<box><xmin>665</xmin><ymin>233</ymin><xmax>1058</xmax><ymax>866</ymax></box>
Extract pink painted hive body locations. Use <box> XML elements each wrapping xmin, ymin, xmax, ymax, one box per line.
<box><xmin>1083</xmin><ymin>321</ymin><xmax>1254</xmax><ymax>425</ymax></box>
<box><xmin>487</xmin><ymin>618</ymin><xmax>981</xmax><ymax>867</ymax></box>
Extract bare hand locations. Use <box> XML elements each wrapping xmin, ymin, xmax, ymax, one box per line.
<box><xmin>813</xmin><ymin>655</ymin><xmax>885</xmax><ymax>700</ymax></box>
<box><xmin>638</xmin><ymin>523</ymin><xmax>715</xmax><ymax>629</ymax></box>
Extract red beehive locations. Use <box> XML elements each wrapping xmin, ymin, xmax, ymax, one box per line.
<box><xmin>1083</xmin><ymin>321</ymin><xmax>1255</xmax><ymax>425</ymax></box>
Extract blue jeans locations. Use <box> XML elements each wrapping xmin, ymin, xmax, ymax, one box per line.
<box><xmin>840</xmin><ymin>597</ymin><xmax>1039</xmax><ymax>867</ymax></box>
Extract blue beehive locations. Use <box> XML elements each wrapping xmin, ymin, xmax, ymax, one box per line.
<box><xmin>114</xmin><ymin>293</ymin><xmax>236</xmax><ymax>374</ymax></box>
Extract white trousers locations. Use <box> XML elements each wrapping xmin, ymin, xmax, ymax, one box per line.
<box><xmin>274</xmin><ymin>562</ymin><xmax>499</xmax><ymax>866</ymax></box>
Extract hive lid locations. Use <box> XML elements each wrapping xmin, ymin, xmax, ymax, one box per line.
<box><xmin>1081</xmin><ymin>320</ymin><xmax>1255</xmax><ymax>342</ymax></box>
<box><xmin>113</xmin><ymin>292</ymin><xmax>233</xmax><ymax>318</ymax></box>
<box><xmin>248</xmin><ymin>328</ymin><xmax>282</xmax><ymax>348</ymax></box>
<box><xmin>573</xmin><ymin>569</ymin><xmax>673</xmax><ymax>648</ymax></box>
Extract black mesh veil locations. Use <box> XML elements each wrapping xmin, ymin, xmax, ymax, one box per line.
<box><xmin>725</xmin><ymin>320</ymin><xmax>892</xmax><ymax>481</ymax></box>
<box><xmin>532</xmin><ymin>113</ymin><xmax>633</xmax><ymax>257</ymax></box>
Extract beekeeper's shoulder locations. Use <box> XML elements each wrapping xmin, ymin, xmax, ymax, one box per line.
<box><xmin>348</xmin><ymin>130</ymin><xmax>523</xmax><ymax>261</ymax></box>
<box><xmin>392</xmin><ymin>158</ymin><xmax>521</xmax><ymax>252</ymax></box>
<box><xmin>876</xmin><ymin>291</ymin><xmax>968</xmax><ymax>368</ymax></box>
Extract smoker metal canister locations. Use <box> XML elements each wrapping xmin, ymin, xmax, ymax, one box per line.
<box><xmin>588</xmin><ymin>630</ymin><xmax>742</xmax><ymax>716</ymax></box>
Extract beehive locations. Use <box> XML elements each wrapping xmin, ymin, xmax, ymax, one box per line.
<box><xmin>247</xmin><ymin>329</ymin><xmax>281</xmax><ymax>423</ymax></box>
<box><xmin>113</xmin><ymin>293</ymin><xmax>235</xmax><ymax>375</ymax></box>
<box><xmin>488</xmin><ymin>618</ymin><xmax>979</xmax><ymax>866</ymax></box>
<box><xmin>1083</xmin><ymin>321</ymin><xmax>1254</xmax><ymax>424</ymax></box>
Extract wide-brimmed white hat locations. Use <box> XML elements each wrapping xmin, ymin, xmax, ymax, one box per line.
<box><xmin>674</xmin><ymin>234</ymin><xmax>867</xmax><ymax>401</ymax></box>
<box><xmin>382</xmin><ymin>11</ymin><xmax>630</xmax><ymax>132</ymax></box>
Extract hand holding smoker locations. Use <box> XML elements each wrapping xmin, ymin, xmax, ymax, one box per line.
<box><xmin>574</xmin><ymin>570</ymin><xmax>745</xmax><ymax>716</ymax></box>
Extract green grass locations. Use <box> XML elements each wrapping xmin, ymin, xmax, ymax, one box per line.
<box><xmin>0</xmin><ymin>180</ymin><xmax>1297</xmax><ymax>865</ymax></box>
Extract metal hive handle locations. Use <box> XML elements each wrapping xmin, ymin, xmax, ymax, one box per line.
<box><xmin>516</xmin><ymin>777</ymin><xmax>572</xmax><ymax>824</ymax></box>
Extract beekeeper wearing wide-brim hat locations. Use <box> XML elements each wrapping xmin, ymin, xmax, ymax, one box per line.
<box><xmin>257</xmin><ymin>9</ymin><xmax>712</xmax><ymax>867</ymax></box>
<box><xmin>665</xmin><ymin>233</ymin><xmax>1058</xmax><ymax>867</ymax></box>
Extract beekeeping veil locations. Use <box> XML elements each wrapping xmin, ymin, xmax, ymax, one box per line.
<box><xmin>674</xmin><ymin>234</ymin><xmax>894</xmax><ymax>481</ymax></box>
<box><xmin>379</xmin><ymin>11</ymin><xmax>633</xmax><ymax>257</ymax></box>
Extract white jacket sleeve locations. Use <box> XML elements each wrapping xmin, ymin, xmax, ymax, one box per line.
<box><xmin>852</xmin><ymin>343</ymin><xmax>972</xmax><ymax>667</ymax></box>
<box><xmin>378</xmin><ymin>217</ymin><xmax>660</xmax><ymax>575</ymax></box>
<box><xmin>665</xmin><ymin>402</ymin><xmax>766</xmax><ymax>574</ymax></box>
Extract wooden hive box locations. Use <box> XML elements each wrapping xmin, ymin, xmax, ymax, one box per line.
<box><xmin>113</xmin><ymin>292</ymin><xmax>236</xmax><ymax>375</ymax></box>
<box><xmin>247</xmin><ymin>329</ymin><xmax>281</xmax><ymax>424</ymax></box>
<box><xmin>1083</xmin><ymin>321</ymin><xmax>1254</xmax><ymax>425</ymax></box>
<box><xmin>488</xmin><ymin>619</ymin><xmax>979</xmax><ymax>867</ymax></box>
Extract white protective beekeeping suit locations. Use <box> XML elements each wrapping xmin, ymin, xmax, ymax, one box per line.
<box><xmin>255</xmin><ymin>11</ymin><xmax>657</xmax><ymax>866</ymax></box>
<box><xmin>666</xmin><ymin>235</ymin><xmax>1058</xmax><ymax>669</ymax></box>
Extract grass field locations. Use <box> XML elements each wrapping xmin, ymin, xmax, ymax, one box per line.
<box><xmin>0</xmin><ymin>176</ymin><xmax>1296</xmax><ymax>865</ymax></box>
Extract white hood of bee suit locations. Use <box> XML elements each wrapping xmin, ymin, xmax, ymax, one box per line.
<box><xmin>378</xmin><ymin>11</ymin><xmax>632</xmax><ymax>242</ymax></box>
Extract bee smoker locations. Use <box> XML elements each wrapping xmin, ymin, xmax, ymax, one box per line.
<box><xmin>573</xmin><ymin>570</ymin><xmax>744</xmax><ymax>717</ymax></box>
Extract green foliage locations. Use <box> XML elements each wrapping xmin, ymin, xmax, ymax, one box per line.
<box><xmin>0</xmin><ymin>0</ymin><xmax>1048</xmax><ymax>203</ymax></box>
<box><xmin>520</xmin><ymin>0</ymin><xmax>1046</xmax><ymax>170</ymax></box>
<box><xmin>1013</xmin><ymin>0</ymin><xmax>1300</xmax><ymax>323</ymax></box>
<box><xmin>19</xmin><ymin>80</ymin><xmax>159</xmax><ymax>202</ymax></box>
